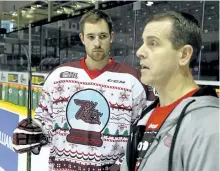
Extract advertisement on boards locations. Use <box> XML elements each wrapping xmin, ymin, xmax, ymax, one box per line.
<box><xmin>0</xmin><ymin>71</ymin><xmax>48</xmax><ymax>86</ymax></box>
<box><xmin>0</xmin><ymin>110</ymin><xmax>49</xmax><ymax>171</ymax></box>
<box><xmin>0</xmin><ymin>109</ymin><xmax>19</xmax><ymax>171</ymax></box>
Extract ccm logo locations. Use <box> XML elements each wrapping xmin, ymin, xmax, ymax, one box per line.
<box><xmin>107</xmin><ymin>79</ymin><xmax>125</xmax><ymax>84</ymax></box>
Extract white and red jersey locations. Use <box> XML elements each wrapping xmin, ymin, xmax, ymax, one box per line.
<box><xmin>35</xmin><ymin>57</ymin><xmax>150</xmax><ymax>171</ymax></box>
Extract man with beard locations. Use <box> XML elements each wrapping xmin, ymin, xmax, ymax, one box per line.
<box><xmin>12</xmin><ymin>9</ymin><xmax>152</xmax><ymax>171</ymax></box>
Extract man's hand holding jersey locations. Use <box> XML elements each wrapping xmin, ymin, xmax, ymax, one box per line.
<box><xmin>12</xmin><ymin>118</ymin><xmax>48</xmax><ymax>155</ymax></box>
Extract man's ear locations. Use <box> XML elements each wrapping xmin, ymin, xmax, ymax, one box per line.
<box><xmin>110</xmin><ymin>31</ymin><xmax>114</xmax><ymax>43</ymax></box>
<box><xmin>178</xmin><ymin>45</ymin><xmax>193</xmax><ymax>66</ymax></box>
<box><xmin>79</xmin><ymin>33</ymin><xmax>85</xmax><ymax>45</ymax></box>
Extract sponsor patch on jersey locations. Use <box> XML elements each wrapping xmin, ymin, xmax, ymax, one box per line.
<box><xmin>107</xmin><ymin>79</ymin><xmax>125</xmax><ymax>84</ymax></box>
<box><xmin>60</xmin><ymin>71</ymin><xmax>78</xmax><ymax>79</ymax></box>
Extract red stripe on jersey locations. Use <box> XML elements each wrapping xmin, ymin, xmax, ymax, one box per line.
<box><xmin>80</xmin><ymin>57</ymin><xmax>114</xmax><ymax>79</ymax></box>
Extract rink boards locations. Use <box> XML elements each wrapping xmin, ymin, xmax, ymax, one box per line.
<box><xmin>0</xmin><ymin>103</ymin><xmax>49</xmax><ymax>171</ymax></box>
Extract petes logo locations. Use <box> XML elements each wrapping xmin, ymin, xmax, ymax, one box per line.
<box><xmin>60</xmin><ymin>71</ymin><xmax>78</xmax><ymax>79</ymax></box>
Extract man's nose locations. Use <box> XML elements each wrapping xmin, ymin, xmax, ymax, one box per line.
<box><xmin>94</xmin><ymin>37</ymin><xmax>101</xmax><ymax>48</ymax></box>
<box><xmin>136</xmin><ymin>44</ymin><xmax>145</xmax><ymax>59</ymax></box>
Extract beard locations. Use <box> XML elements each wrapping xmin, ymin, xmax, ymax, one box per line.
<box><xmin>86</xmin><ymin>48</ymin><xmax>109</xmax><ymax>61</ymax></box>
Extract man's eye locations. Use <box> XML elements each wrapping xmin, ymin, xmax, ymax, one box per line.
<box><xmin>149</xmin><ymin>41</ymin><xmax>157</xmax><ymax>47</ymax></box>
<box><xmin>100</xmin><ymin>35</ymin><xmax>107</xmax><ymax>39</ymax></box>
<box><xmin>88</xmin><ymin>36</ymin><xmax>95</xmax><ymax>40</ymax></box>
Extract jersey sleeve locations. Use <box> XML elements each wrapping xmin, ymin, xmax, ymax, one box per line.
<box><xmin>34</xmin><ymin>75</ymin><xmax>53</xmax><ymax>139</ymax></box>
<box><xmin>109</xmin><ymin>76</ymin><xmax>148</xmax><ymax>171</ymax></box>
<box><xmin>131</xmin><ymin>77</ymin><xmax>148</xmax><ymax>123</ymax></box>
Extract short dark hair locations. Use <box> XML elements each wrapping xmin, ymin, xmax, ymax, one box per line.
<box><xmin>79</xmin><ymin>9</ymin><xmax>113</xmax><ymax>34</ymax></box>
<box><xmin>147</xmin><ymin>11</ymin><xmax>202</xmax><ymax>57</ymax></box>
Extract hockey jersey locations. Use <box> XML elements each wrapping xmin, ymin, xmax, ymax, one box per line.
<box><xmin>34</xmin><ymin>57</ymin><xmax>149</xmax><ymax>171</ymax></box>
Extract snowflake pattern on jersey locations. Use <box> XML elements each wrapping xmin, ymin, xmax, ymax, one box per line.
<box><xmin>119</xmin><ymin>90</ymin><xmax>130</xmax><ymax>102</ymax></box>
<box><xmin>34</xmin><ymin>65</ymin><xmax>147</xmax><ymax>171</ymax></box>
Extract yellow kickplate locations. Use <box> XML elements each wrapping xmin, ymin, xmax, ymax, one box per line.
<box><xmin>0</xmin><ymin>100</ymin><xmax>35</xmax><ymax>117</ymax></box>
